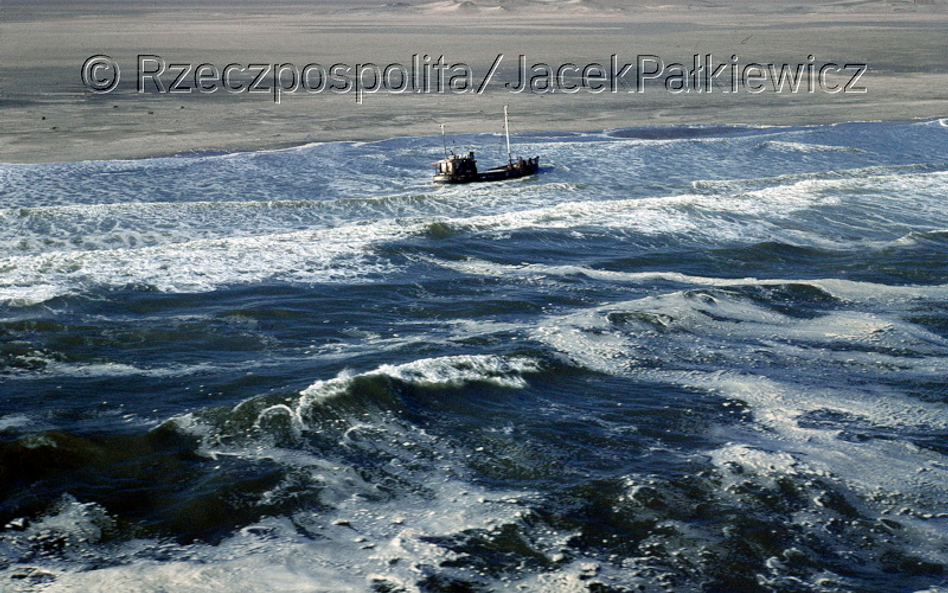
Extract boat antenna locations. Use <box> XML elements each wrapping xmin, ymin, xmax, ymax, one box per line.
<box><xmin>503</xmin><ymin>105</ymin><xmax>512</xmax><ymax>164</ymax></box>
<box><xmin>440</xmin><ymin>123</ymin><xmax>449</xmax><ymax>157</ymax></box>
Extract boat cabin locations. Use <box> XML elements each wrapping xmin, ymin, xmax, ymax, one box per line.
<box><xmin>435</xmin><ymin>151</ymin><xmax>478</xmax><ymax>178</ymax></box>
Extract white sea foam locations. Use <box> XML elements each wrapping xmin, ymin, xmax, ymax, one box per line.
<box><xmin>435</xmin><ymin>258</ymin><xmax>948</xmax><ymax>306</ymax></box>
<box><xmin>0</xmin><ymin>414</ymin><xmax>36</xmax><ymax>432</ymax></box>
<box><xmin>755</xmin><ymin>139</ymin><xmax>867</xmax><ymax>153</ymax></box>
<box><xmin>227</xmin><ymin>354</ymin><xmax>541</xmax><ymax>441</ymax></box>
<box><xmin>442</xmin><ymin>169</ymin><xmax>947</xmax><ymax>248</ymax></box>
<box><xmin>2</xmin><ymin>475</ymin><xmax>643</xmax><ymax>593</ymax></box>
<box><xmin>8</xmin><ymin>479</ymin><xmax>547</xmax><ymax>593</ymax></box>
<box><xmin>0</xmin><ymin>220</ymin><xmax>411</xmax><ymax>306</ymax></box>
<box><xmin>531</xmin><ymin>286</ymin><xmax>948</xmax><ymax>530</ymax></box>
<box><xmin>4</xmin><ymin>129</ymin><xmax>945</xmax><ymax>309</ymax></box>
<box><xmin>691</xmin><ymin>164</ymin><xmax>948</xmax><ymax>197</ymax></box>
<box><xmin>35</xmin><ymin>355</ymin><xmax>559</xmax><ymax>593</ymax></box>
<box><xmin>431</xmin><ymin>183</ymin><xmax>842</xmax><ymax>248</ymax></box>
<box><xmin>7</xmin><ymin>359</ymin><xmax>218</xmax><ymax>380</ymax></box>
<box><xmin>531</xmin><ymin>300</ymin><xmax>948</xmax><ymax>570</ymax></box>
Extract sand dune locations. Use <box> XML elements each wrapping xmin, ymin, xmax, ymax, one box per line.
<box><xmin>376</xmin><ymin>0</ymin><xmax>947</xmax><ymax>13</ymax></box>
<box><xmin>411</xmin><ymin>0</ymin><xmax>616</xmax><ymax>14</ymax></box>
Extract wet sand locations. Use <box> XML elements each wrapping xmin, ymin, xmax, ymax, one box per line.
<box><xmin>1</xmin><ymin>0</ymin><xmax>945</xmax><ymax>163</ymax></box>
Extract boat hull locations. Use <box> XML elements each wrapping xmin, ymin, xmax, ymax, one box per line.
<box><xmin>433</xmin><ymin>157</ymin><xmax>539</xmax><ymax>184</ymax></box>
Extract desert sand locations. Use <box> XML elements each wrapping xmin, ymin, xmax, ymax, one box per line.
<box><xmin>1</xmin><ymin>0</ymin><xmax>945</xmax><ymax>163</ymax></box>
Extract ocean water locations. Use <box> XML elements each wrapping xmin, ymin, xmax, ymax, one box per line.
<box><xmin>1</xmin><ymin>119</ymin><xmax>948</xmax><ymax>593</ymax></box>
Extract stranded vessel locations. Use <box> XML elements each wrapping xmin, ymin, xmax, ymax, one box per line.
<box><xmin>433</xmin><ymin>106</ymin><xmax>539</xmax><ymax>184</ymax></box>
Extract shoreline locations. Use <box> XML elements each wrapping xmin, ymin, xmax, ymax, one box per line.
<box><xmin>3</xmin><ymin>115</ymin><xmax>946</xmax><ymax>167</ymax></box>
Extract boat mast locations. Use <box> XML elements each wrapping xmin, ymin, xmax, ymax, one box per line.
<box><xmin>503</xmin><ymin>105</ymin><xmax>512</xmax><ymax>164</ymax></box>
<box><xmin>440</xmin><ymin>124</ymin><xmax>448</xmax><ymax>157</ymax></box>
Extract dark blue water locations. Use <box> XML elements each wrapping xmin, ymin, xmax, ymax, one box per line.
<box><xmin>2</xmin><ymin>120</ymin><xmax>948</xmax><ymax>592</ymax></box>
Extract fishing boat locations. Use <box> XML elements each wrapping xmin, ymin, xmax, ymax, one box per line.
<box><xmin>433</xmin><ymin>106</ymin><xmax>539</xmax><ymax>184</ymax></box>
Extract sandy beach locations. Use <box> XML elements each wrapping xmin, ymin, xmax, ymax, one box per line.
<box><xmin>1</xmin><ymin>0</ymin><xmax>945</xmax><ymax>163</ymax></box>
